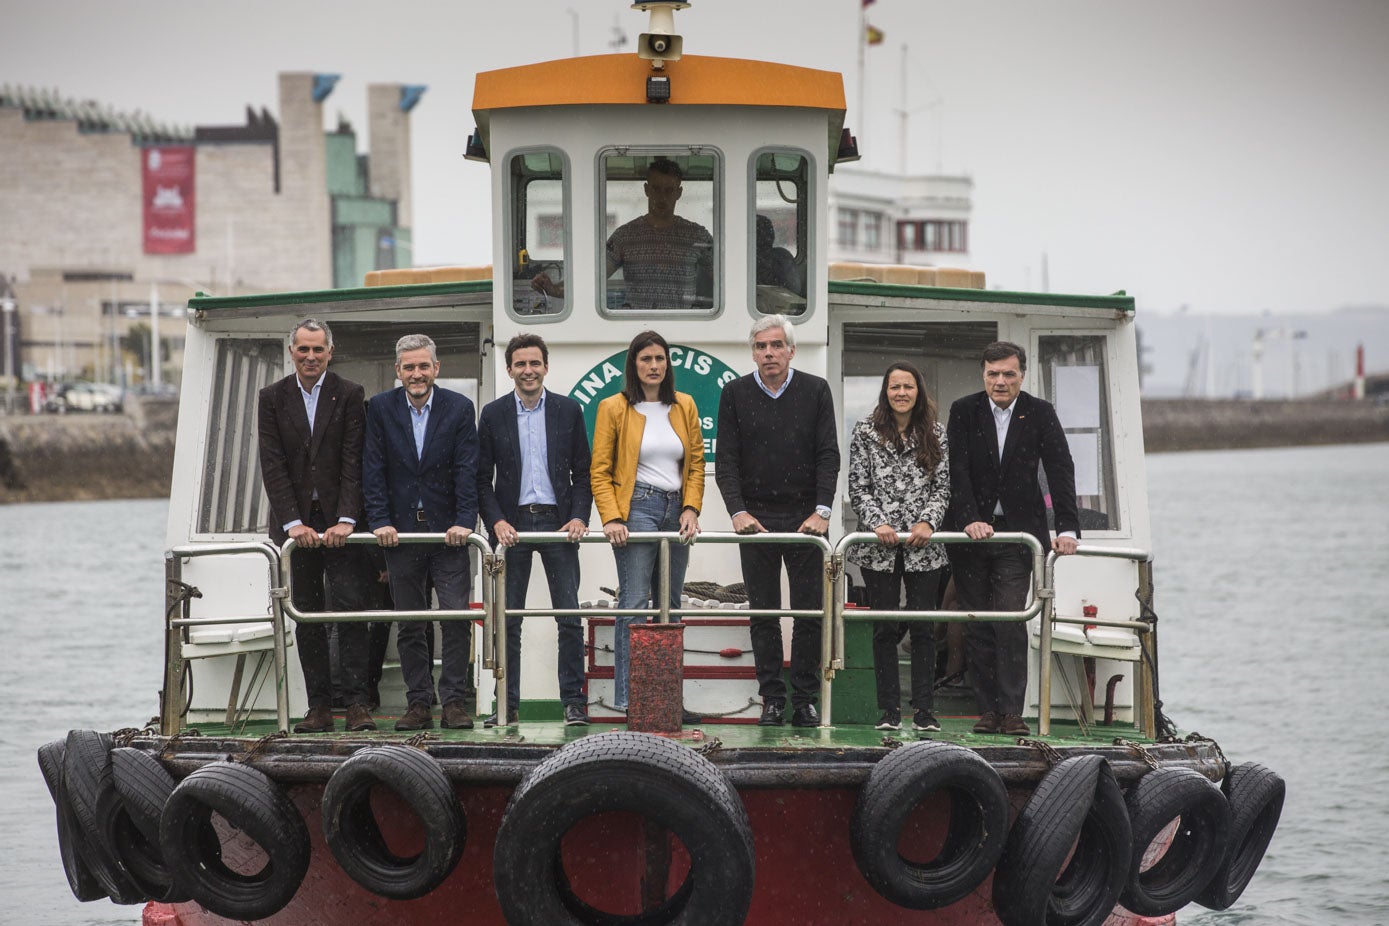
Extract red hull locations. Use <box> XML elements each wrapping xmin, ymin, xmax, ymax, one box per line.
<box><xmin>142</xmin><ymin>781</ymin><xmax>1171</xmax><ymax>926</ymax></box>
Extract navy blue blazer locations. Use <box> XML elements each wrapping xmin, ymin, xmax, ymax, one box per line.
<box><xmin>945</xmin><ymin>389</ymin><xmax>1080</xmax><ymax>553</ymax></box>
<box><xmin>476</xmin><ymin>389</ymin><xmax>593</xmax><ymax>532</ymax></box>
<box><xmin>363</xmin><ymin>386</ymin><xmax>479</xmax><ymax>533</ymax></box>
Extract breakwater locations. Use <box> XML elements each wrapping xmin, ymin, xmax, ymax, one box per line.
<box><xmin>2</xmin><ymin>398</ymin><xmax>1386</xmax><ymax>504</ymax></box>
<box><xmin>1141</xmin><ymin>398</ymin><xmax>1389</xmax><ymax>452</ymax></box>
<box><xmin>0</xmin><ymin>398</ymin><xmax>177</xmax><ymax>504</ymax></box>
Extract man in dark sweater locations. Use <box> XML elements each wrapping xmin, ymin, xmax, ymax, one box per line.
<box><xmin>716</xmin><ymin>314</ymin><xmax>840</xmax><ymax>727</ymax></box>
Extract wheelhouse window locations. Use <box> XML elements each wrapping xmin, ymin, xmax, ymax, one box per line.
<box><xmin>753</xmin><ymin>150</ymin><xmax>810</xmax><ymax>316</ymax></box>
<box><xmin>508</xmin><ymin>150</ymin><xmax>567</xmax><ymax>320</ymax></box>
<box><xmin>599</xmin><ymin>150</ymin><xmax>718</xmax><ymax>315</ymax></box>
<box><xmin>1037</xmin><ymin>334</ymin><xmax>1120</xmax><ymax>531</ymax></box>
<box><xmin>198</xmin><ymin>338</ymin><xmax>281</xmax><ymax>534</ymax></box>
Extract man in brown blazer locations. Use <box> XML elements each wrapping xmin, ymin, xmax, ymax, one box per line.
<box><xmin>258</xmin><ymin>318</ymin><xmax>376</xmax><ymax>733</ymax></box>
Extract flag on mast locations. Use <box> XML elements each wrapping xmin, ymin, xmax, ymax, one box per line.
<box><xmin>865</xmin><ymin>24</ymin><xmax>885</xmax><ymax>45</ymax></box>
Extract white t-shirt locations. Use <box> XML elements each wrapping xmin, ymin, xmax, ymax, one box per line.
<box><xmin>634</xmin><ymin>401</ymin><xmax>684</xmax><ymax>491</ymax></box>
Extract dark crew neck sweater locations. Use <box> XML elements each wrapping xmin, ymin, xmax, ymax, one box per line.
<box><xmin>715</xmin><ymin>371</ymin><xmax>841</xmax><ymax>519</ymax></box>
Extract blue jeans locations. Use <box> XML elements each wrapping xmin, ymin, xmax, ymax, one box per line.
<box><xmin>502</xmin><ymin>506</ymin><xmax>584</xmax><ymax>709</ymax></box>
<box><xmin>612</xmin><ymin>483</ymin><xmax>688</xmax><ymax>710</ymax></box>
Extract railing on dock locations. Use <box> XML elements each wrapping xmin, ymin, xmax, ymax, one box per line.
<box><xmin>161</xmin><ymin>531</ymin><xmax>1155</xmax><ymax>738</ymax></box>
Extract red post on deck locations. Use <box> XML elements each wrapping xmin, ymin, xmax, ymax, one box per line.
<box><xmin>627</xmin><ymin>623</ymin><xmax>685</xmax><ymax>733</ymax></box>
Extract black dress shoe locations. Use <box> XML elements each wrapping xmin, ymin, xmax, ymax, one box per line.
<box><xmin>758</xmin><ymin>701</ymin><xmax>785</xmax><ymax>726</ymax></box>
<box><xmin>791</xmin><ymin>704</ymin><xmax>820</xmax><ymax>728</ymax></box>
<box><xmin>395</xmin><ymin>701</ymin><xmax>434</xmax><ymax>731</ymax></box>
<box><xmin>564</xmin><ymin>703</ymin><xmax>591</xmax><ymax>726</ymax></box>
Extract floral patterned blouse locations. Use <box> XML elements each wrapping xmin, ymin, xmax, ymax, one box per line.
<box><xmin>847</xmin><ymin>418</ymin><xmax>950</xmax><ymax>573</ymax></box>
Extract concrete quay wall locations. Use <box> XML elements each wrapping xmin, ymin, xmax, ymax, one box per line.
<box><xmin>2</xmin><ymin>398</ymin><xmax>1386</xmax><ymax>505</ymax></box>
<box><xmin>1141</xmin><ymin>399</ymin><xmax>1389</xmax><ymax>453</ymax></box>
<box><xmin>0</xmin><ymin>398</ymin><xmax>177</xmax><ymax>504</ymax></box>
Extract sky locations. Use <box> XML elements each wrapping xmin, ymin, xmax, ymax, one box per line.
<box><xmin>5</xmin><ymin>0</ymin><xmax>1388</xmax><ymax>319</ymax></box>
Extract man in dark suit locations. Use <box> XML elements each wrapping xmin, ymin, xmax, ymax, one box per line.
<box><xmin>947</xmin><ymin>340</ymin><xmax>1080</xmax><ymax>737</ymax></box>
<box><xmin>257</xmin><ymin>318</ymin><xmax>376</xmax><ymax>734</ymax></box>
<box><xmin>363</xmin><ymin>333</ymin><xmax>480</xmax><ymax>732</ymax></box>
<box><xmin>476</xmin><ymin>333</ymin><xmax>593</xmax><ymax>727</ymax></box>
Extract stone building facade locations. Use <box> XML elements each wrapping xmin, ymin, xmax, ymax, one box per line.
<box><xmin>0</xmin><ymin>73</ymin><xmax>422</xmax><ymax>389</ymax></box>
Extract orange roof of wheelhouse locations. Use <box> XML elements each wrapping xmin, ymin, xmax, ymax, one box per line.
<box><xmin>473</xmin><ymin>54</ymin><xmax>845</xmax><ymax>113</ymax></box>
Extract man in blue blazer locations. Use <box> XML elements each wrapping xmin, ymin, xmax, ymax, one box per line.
<box><xmin>946</xmin><ymin>341</ymin><xmax>1080</xmax><ymax>737</ymax></box>
<box><xmin>477</xmin><ymin>333</ymin><xmax>593</xmax><ymax>727</ymax></box>
<box><xmin>364</xmin><ymin>333</ymin><xmax>480</xmax><ymax>731</ymax></box>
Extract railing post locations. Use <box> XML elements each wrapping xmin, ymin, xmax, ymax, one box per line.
<box><xmin>657</xmin><ymin>538</ymin><xmax>671</xmax><ymax>624</ymax></box>
<box><xmin>160</xmin><ymin>552</ymin><xmax>185</xmax><ymax>735</ymax></box>
<box><xmin>495</xmin><ymin>554</ymin><xmax>509</xmax><ymax>724</ymax></box>
<box><xmin>268</xmin><ymin>542</ymin><xmax>290</xmax><ymax>733</ymax></box>
<box><xmin>819</xmin><ymin>542</ymin><xmax>837</xmax><ymax>726</ymax></box>
<box><xmin>1038</xmin><ymin>551</ymin><xmax>1057</xmax><ymax>737</ymax></box>
<box><xmin>1137</xmin><ymin>558</ymin><xmax>1157</xmax><ymax>739</ymax></box>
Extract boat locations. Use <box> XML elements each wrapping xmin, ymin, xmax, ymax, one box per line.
<box><xmin>40</xmin><ymin>4</ymin><xmax>1283</xmax><ymax>924</ymax></box>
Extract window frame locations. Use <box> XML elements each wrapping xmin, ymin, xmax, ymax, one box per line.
<box><xmin>503</xmin><ymin>146</ymin><xmax>572</xmax><ymax>325</ymax></box>
<box><xmin>748</xmin><ymin>144</ymin><xmax>817</xmax><ymax>322</ymax></box>
<box><xmin>595</xmin><ymin>145</ymin><xmax>723</xmax><ymax>320</ymax></box>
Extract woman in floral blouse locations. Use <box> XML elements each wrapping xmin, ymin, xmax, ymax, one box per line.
<box><xmin>848</xmin><ymin>361</ymin><xmax>950</xmax><ymax>732</ymax></box>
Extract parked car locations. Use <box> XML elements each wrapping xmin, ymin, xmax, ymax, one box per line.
<box><xmin>45</xmin><ymin>382</ymin><xmax>125</xmax><ymax>414</ymax></box>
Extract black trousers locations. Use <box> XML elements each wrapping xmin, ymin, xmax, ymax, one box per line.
<box><xmin>739</xmin><ymin>514</ymin><xmax>823</xmax><ymax>710</ymax></box>
<box><xmin>861</xmin><ymin>555</ymin><xmax>943</xmax><ymax>712</ymax></box>
<box><xmin>288</xmin><ymin>509</ymin><xmax>372</xmax><ymax>708</ymax></box>
<box><xmin>950</xmin><ymin>526</ymin><xmax>1033</xmax><ymax>716</ymax></box>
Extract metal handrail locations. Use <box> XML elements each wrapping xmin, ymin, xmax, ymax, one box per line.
<box><xmin>164</xmin><ymin>529</ymin><xmax>1154</xmax><ymax>738</ymax></box>
<box><xmin>163</xmin><ymin>541</ymin><xmax>286</xmax><ymax>734</ymax></box>
<box><xmin>1037</xmin><ymin>544</ymin><xmax>1154</xmax><ymax>737</ymax></box>
<box><xmin>497</xmin><ymin>531</ymin><xmax>835</xmax><ymax>723</ymax></box>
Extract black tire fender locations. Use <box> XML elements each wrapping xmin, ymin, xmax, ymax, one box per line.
<box><xmin>850</xmin><ymin>740</ymin><xmax>1010</xmax><ymax>909</ymax></box>
<box><xmin>159</xmin><ymin>760</ymin><xmax>311</xmax><ymax>920</ymax></box>
<box><xmin>494</xmin><ymin>730</ymin><xmax>755</xmax><ymax>926</ymax></box>
<box><xmin>37</xmin><ymin>739</ymin><xmax>106</xmax><ymax>903</ymax></box>
<box><xmin>61</xmin><ymin>730</ymin><xmax>145</xmax><ymax>904</ymax></box>
<box><xmin>109</xmin><ymin>747</ymin><xmax>197</xmax><ymax>904</ymax></box>
<box><xmin>1195</xmin><ymin>762</ymin><xmax>1285</xmax><ymax>910</ymax></box>
<box><xmin>1120</xmin><ymin>766</ymin><xmax>1232</xmax><ymax>916</ymax></box>
<box><xmin>322</xmin><ymin>745</ymin><xmax>466</xmax><ymax>900</ymax></box>
<box><xmin>993</xmin><ymin>754</ymin><xmax>1132</xmax><ymax>926</ymax></box>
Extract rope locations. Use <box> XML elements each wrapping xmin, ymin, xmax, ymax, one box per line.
<box><xmin>588</xmin><ymin>696</ymin><xmax>761</xmax><ymax>720</ymax></box>
<box><xmin>1133</xmin><ymin>584</ymin><xmax>1178</xmax><ymax>738</ymax></box>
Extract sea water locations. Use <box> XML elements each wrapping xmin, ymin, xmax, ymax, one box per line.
<box><xmin>2</xmin><ymin>442</ymin><xmax>1386</xmax><ymax>924</ymax></box>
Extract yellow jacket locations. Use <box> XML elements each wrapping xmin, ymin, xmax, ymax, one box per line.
<box><xmin>591</xmin><ymin>392</ymin><xmax>706</xmax><ymax>524</ymax></box>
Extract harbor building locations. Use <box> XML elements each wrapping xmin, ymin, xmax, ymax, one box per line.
<box><xmin>0</xmin><ymin>73</ymin><xmax>422</xmax><ymax>390</ymax></box>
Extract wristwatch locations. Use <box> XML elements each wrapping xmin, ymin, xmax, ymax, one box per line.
<box><xmin>815</xmin><ymin>505</ymin><xmax>832</xmax><ymax>520</ymax></box>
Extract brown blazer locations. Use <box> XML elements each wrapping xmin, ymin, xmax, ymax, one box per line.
<box><xmin>257</xmin><ymin>370</ymin><xmax>366</xmax><ymax>545</ymax></box>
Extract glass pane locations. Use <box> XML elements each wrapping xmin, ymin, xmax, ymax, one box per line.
<box><xmin>510</xmin><ymin>151</ymin><xmax>566</xmax><ymax>318</ymax></box>
<box><xmin>600</xmin><ymin>152</ymin><xmax>717</xmax><ymax>314</ymax></box>
<box><xmin>1037</xmin><ymin>334</ymin><xmax>1119</xmax><ymax>531</ymax></box>
<box><xmin>198</xmin><ymin>338</ymin><xmax>281</xmax><ymax>534</ymax></box>
<box><xmin>754</xmin><ymin>151</ymin><xmax>809</xmax><ymax>315</ymax></box>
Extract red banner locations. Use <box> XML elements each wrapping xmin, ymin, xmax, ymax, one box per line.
<box><xmin>142</xmin><ymin>146</ymin><xmax>196</xmax><ymax>254</ymax></box>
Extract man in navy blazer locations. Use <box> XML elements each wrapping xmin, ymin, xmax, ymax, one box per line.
<box><xmin>946</xmin><ymin>341</ymin><xmax>1079</xmax><ymax>737</ymax></box>
<box><xmin>477</xmin><ymin>333</ymin><xmax>593</xmax><ymax>727</ymax></box>
<box><xmin>363</xmin><ymin>333</ymin><xmax>480</xmax><ymax>731</ymax></box>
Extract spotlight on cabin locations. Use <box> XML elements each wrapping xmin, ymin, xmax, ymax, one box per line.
<box><xmin>464</xmin><ymin>127</ymin><xmax>488</xmax><ymax>162</ymax></box>
<box><xmin>646</xmin><ymin>75</ymin><xmax>671</xmax><ymax>104</ymax></box>
<box><xmin>836</xmin><ymin>127</ymin><xmax>861</xmax><ymax>164</ymax></box>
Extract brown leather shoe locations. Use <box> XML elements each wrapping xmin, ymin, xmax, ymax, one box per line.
<box><xmin>972</xmin><ymin>711</ymin><xmax>1001</xmax><ymax>734</ymax></box>
<box><xmin>395</xmin><ymin>701</ymin><xmax>434</xmax><ymax>731</ymax></box>
<box><xmin>441</xmin><ymin>701</ymin><xmax>474</xmax><ymax>730</ymax></box>
<box><xmin>1000</xmin><ymin>714</ymin><xmax>1031</xmax><ymax>736</ymax></box>
<box><xmin>294</xmin><ymin>704</ymin><xmax>335</xmax><ymax>734</ymax></box>
<box><xmin>345</xmin><ymin>703</ymin><xmax>377</xmax><ymax>732</ymax></box>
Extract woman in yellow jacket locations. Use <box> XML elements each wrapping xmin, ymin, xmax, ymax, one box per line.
<box><xmin>591</xmin><ymin>330</ymin><xmax>705</xmax><ymax>717</ymax></box>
